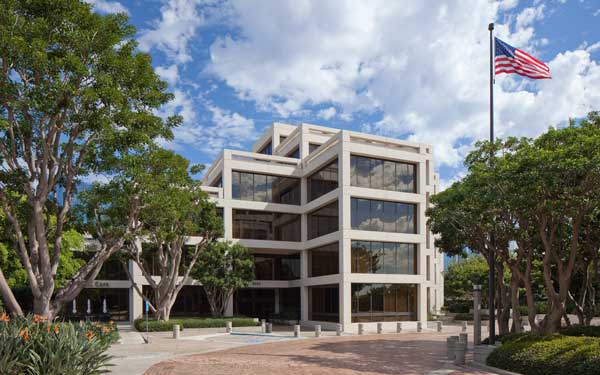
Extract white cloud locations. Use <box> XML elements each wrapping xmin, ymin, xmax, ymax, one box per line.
<box><xmin>317</xmin><ymin>107</ymin><xmax>337</xmax><ymax>120</ymax></box>
<box><xmin>85</xmin><ymin>0</ymin><xmax>128</xmax><ymax>14</ymax></box>
<box><xmin>155</xmin><ymin>65</ymin><xmax>179</xmax><ymax>85</ymax></box>
<box><xmin>593</xmin><ymin>9</ymin><xmax>600</xmax><ymax>17</ymax></box>
<box><xmin>138</xmin><ymin>0</ymin><xmax>205</xmax><ymax>64</ymax></box>
<box><xmin>203</xmin><ymin>0</ymin><xmax>600</xmax><ymax>168</ymax></box>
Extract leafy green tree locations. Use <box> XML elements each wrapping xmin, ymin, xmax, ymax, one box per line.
<box><xmin>0</xmin><ymin>0</ymin><xmax>178</xmax><ymax>317</ymax></box>
<box><xmin>79</xmin><ymin>148</ymin><xmax>223</xmax><ymax>321</ymax></box>
<box><xmin>445</xmin><ymin>255</ymin><xmax>489</xmax><ymax>302</ymax></box>
<box><xmin>192</xmin><ymin>241</ymin><xmax>254</xmax><ymax>318</ymax></box>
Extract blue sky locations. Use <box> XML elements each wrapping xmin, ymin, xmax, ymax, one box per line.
<box><xmin>87</xmin><ymin>0</ymin><xmax>600</xmax><ymax>188</ymax></box>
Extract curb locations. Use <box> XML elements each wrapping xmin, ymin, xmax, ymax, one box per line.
<box><xmin>467</xmin><ymin>361</ymin><xmax>523</xmax><ymax>375</ymax></box>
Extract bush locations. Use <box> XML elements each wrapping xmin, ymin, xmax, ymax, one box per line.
<box><xmin>446</xmin><ymin>300</ymin><xmax>471</xmax><ymax>314</ymax></box>
<box><xmin>0</xmin><ymin>312</ymin><xmax>117</xmax><ymax>375</ymax></box>
<box><xmin>561</xmin><ymin>325</ymin><xmax>600</xmax><ymax>338</ymax></box>
<box><xmin>481</xmin><ymin>331</ymin><xmax>530</xmax><ymax>345</ymax></box>
<box><xmin>134</xmin><ymin>316</ymin><xmax>259</xmax><ymax>332</ymax></box>
<box><xmin>453</xmin><ymin>312</ymin><xmax>473</xmax><ymax>321</ymax></box>
<box><xmin>487</xmin><ymin>333</ymin><xmax>600</xmax><ymax>375</ymax></box>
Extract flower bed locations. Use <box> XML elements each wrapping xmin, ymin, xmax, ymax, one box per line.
<box><xmin>134</xmin><ymin>316</ymin><xmax>259</xmax><ymax>332</ymax></box>
<box><xmin>0</xmin><ymin>312</ymin><xmax>118</xmax><ymax>375</ymax></box>
<box><xmin>487</xmin><ymin>332</ymin><xmax>600</xmax><ymax>375</ymax></box>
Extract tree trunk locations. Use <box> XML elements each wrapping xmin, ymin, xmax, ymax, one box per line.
<box><xmin>496</xmin><ymin>264</ymin><xmax>511</xmax><ymax>335</ymax></box>
<box><xmin>510</xmin><ymin>274</ymin><xmax>522</xmax><ymax>333</ymax></box>
<box><xmin>0</xmin><ymin>268</ymin><xmax>23</xmax><ymax>315</ymax></box>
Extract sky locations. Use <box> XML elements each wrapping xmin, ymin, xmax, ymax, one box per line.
<box><xmin>86</xmin><ymin>0</ymin><xmax>600</xmax><ymax>188</ymax></box>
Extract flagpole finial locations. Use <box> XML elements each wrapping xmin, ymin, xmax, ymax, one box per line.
<box><xmin>488</xmin><ymin>22</ymin><xmax>494</xmax><ymax>31</ymax></box>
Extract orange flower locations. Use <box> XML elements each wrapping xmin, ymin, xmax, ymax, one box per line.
<box><xmin>101</xmin><ymin>326</ymin><xmax>111</xmax><ymax>334</ymax></box>
<box><xmin>0</xmin><ymin>312</ymin><xmax>9</xmax><ymax>323</ymax></box>
<box><xmin>19</xmin><ymin>328</ymin><xmax>30</xmax><ymax>341</ymax></box>
<box><xmin>53</xmin><ymin>325</ymin><xmax>59</xmax><ymax>334</ymax></box>
<box><xmin>85</xmin><ymin>330</ymin><xmax>95</xmax><ymax>341</ymax></box>
<box><xmin>109</xmin><ymin>320</ymin><xmax>114</xmax><ymax>326</ymax></box>
<box><xmin>33</xmin><ymin>314</ymin><xmax>47</xmax><ymax>324</ymax></box>
<box><xmin>47</xmin><ymin>324</ymin><xmax>52</xmax><ymax>333</ymax></box>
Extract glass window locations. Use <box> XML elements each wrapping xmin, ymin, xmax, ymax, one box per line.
<box><xmin>308</xmin><ymin>242</ymin><xmax>339</xmax><ymax>277</ymax></box>
<box><xmin>351</xmin><ymin>155</ymin><xmax>416</xmax><ymax>193</ymax></box>
<box><xmin>258</xmin><ymin>141</ymin><xmax>272</xmax><ymax>155</ymax></box>
<box><xmin>351</xmin><ymin>241</ymin><xmax>416</xmax><ymax>275</ymax></box>
<box><xmin>233</xmin><ymin>210</ymin><xmax>301</xmax><ymax>241</ymax></box>
<box><xmin>307</xmin><ymin>201</ymin><xmax>338</xmax><ymax>239</ymax></box>
<box><xmin>307</xmin><ymin>159</ymin><xmax>338</xmax><ymax>202</ymax></box>
<box><xmin>351</xmin><ymin>198</ymin><xmax>371</xmax><ymax>231</ymax></box>
<box><xmin>232</xmin><ymin>171</ymin><xmax>300</xmax><ymax>205</ymax></box>
<box><xmin>309</xmin><ymin>285</ymin><xmax>339</xmax><ymax>322</ymax></box>
<box><xmin>351</xmin><ymin>283</ymin><xmax>417</xmax><ymax>322</ymax></box>
<box><xmin>351</xmin><ymin>198</ymin><xmax>417</xmax><ymax>234</ymax></box>
<box><xmin>383</xmin><ymin>201</ymin><xmax>396</xmax><ymax>232</ymax></box>
<box><xmin>286</xmin><ymin>147</ymin><xmax>300</xmax><ymax>158</ymax></box>
<box><xmin>253</xmin><ymin>253</ymin><xmax>300</xmax><ymax>280</ymax></box>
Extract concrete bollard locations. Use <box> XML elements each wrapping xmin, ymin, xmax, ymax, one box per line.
<box><xmin>336</xmin><ymin>324</ymin><xmax>343</xmax><ymax>336</ymax></box>
<box><xmin>417</xmin><ymin>321</ymin><xmax>423</xmax><ymax>332</ymax></box>
<box><xmin>226</xmin><ymin>321</ymin><xmax>232</xmax><ymax>333</ymax></box>
<box><xmin>446</xmin><ymin>336</ymin><xmax>458</xmax><ymax>360</ymax></box>
<box><xmin>294</xmin><ymin>325</ymin><xmax>301</xmax><ymax>337</ymax></box>
<box><xmin>396</xmin><ymin>322</ymin><xmax>403</xmax><ymax>333</ymax></box>
<box><xmin>260</xmin><ymin>321</ymin><xmax>266</xmax><ymax>333</ymax></box>
<box><xmin>377</xmin><ymin>322</ymin><xmax>383</xmax><ymax>334</ymax></box>
<box><xmin>358</xmin><ymin>323</ymin><xmax>364</xmax><ymax>335</ymax></box>
<box><xmin>459</xmin><ymin>333</ymin><xmax>468</xmax><ymax>349</ymax></box>
<box><xmin>315</xmin><ymin>325</ymin><xmax>321</xmax><ymax>338</ymax></box>
<box><xmin>462</xmin><ymin>321</ymin><xmax>468</xmax><ymax>333</ymax></box>
<box><xmin>173</xmin><ymin>324</ymin><xmax>180</xmax><ymax>339</ymax></box>
<box><xmin>265</xmin><ymin>322</ymin><xmax>272</xmax><ymax>333</ymax></box>
<box><xmin>454</xmin><ymin>343</ymin><xmax>466</xmax><ymax>365</ymax></box>
<box><xmin>437</xmin><ymin>321</ymin><xmax>443</xmax><ymax>332</ymax></box>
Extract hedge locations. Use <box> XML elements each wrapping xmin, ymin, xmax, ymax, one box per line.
<box><xmin>446</xmin><ymin>300</ymin><xmax>471</xmax><ymax>314</ymax></box>
<box><xmin>560</xmin><ymin>325</ymin><xmax>600</xmax><ymax>338</ymax></box>
<box><xmin>487</xmin><ymin>333</ymin><xmax>600</xmax><ymax>375</ymax></box>
<box><xmin>134</xmin><ymin>317</ymin><xmax>259</xmax><ymax>332</ymax></box>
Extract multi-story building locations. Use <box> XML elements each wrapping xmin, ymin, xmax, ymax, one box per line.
<box><xmin>74</xmin><ymin>122</ymin><xmax>444</xmax><ymax>330</ymax></box>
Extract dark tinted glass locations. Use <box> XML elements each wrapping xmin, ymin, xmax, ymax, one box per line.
<box><xmin>309</xmin><ymin>285</ymin><xmax>339</xmax><ymax>322</ymax></box>
<box><xmin>308</xmin><ymin>143</ymin><xmax>321</xmax><ymax>154</ymax></box>
<box><xmin>351</xmin><ymin>155</ymin><xmax>416</xmax><ymax>193</ymax></box>
<box><xmin>253</xmin><ymin>253</ymin><xmax>300</xmax><ymax>280</ymax></box>
<box><xmin>351</xmin><ymin>283</ymin><xmax>417</xmax><ymax>322</ymax></box>
<box><xmin>351</xmin><ymin>241</ymin><xmax>416</xmax><ymax>275</ymax></box>
<box><xmin>259</xmin><ymin>141</ymin><xmax>272</xmax><ymax>155</ymax></box>
<box><xmin>307</xmin><ymin>201</ymin><xmax>339</xmax><ymax>239</ymax></box>
<box><xmin>308</xmin><ymin>242</ymin><xmax>339</xmax><ymax>277</ymax></box>
<box><xmin>307</xmin><ymin>159</ymin><xmax>338</xmax><ymax>202</ymax></box>
<box><xmin>232</xmin><ymin>209</ymin><xmax>301</xmax><ymax>241</ymax></box>
<box><xmin>232</xmin><ymin>171</ymin><xmax>300</xmax><ymax>205</ymax></box>
<box><xmin>287</xmin><ymin>147</ymin><xmax>300</xmax><ymax>158</ymax></box>
<box><xmin>351</xmin><ymin>198</ymin><xmax>416</xmax><ymax>234</ymax></box>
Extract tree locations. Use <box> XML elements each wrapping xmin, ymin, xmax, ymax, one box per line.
<box><xmin>0</xmin><ymin>0</ymin><xmax>178</xmax><ymax>317</ymax></box>
<box><xmin>444</xmin><ymin>255</ymin><xmax>489</xmax><ymax>302</ymax></box>
<box><xmin>192</xmin><ymin>241</ymin><xmax>254</xmax><ymax>318</ymax></box>
<box><xmin>79</xmin><ymin>148</ymin><xmax>223</xmax><ymax>321</ymax></box>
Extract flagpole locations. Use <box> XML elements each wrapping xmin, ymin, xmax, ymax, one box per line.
<box><xmin>488</xmin><ymin>21</ymin><xmax>496</xmax><ymax>346</ymax></box>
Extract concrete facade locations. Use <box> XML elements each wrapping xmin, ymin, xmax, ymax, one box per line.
<box><xmin>81</xmin><ymin>122</ymin><xmax>444</xmax><ymax>330</ymax></box>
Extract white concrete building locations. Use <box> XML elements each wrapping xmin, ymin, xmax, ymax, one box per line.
<box><xmin>76</xmin><ymin>122</ymin><xmax>444</xmax><ymax>330</ymax></box>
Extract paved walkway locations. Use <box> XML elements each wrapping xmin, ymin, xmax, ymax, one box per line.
<box><xmin>142</xmin><ymin>327</ymin><xmax>495</xmax><ymax>375</ymax></box>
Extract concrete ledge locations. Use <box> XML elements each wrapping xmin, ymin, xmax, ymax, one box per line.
<box><xmin>468</xmin><ymin>361</ymin><xmax>523</xmax><ymax>375</ymax></box>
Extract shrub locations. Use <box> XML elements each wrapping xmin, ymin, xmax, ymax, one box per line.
<box><xmin>0</xmin><ymin>312</ymin><xmax>117</xmax><ymax>375</ymax></box>
<box><xmin>453</xmin><ymin>312</ymin><xmax>473</xmax><ymax>321</ymax></box>
<box><xmin>134</xmin><ymin>316</ymin><xmax>259</xmax><ymax>332</ymax></box>
<box><xmin>561</xmin><ymin>325</ymin><xmax>600</xmax><ymax>338</ymax></box>
<box><xmin>446</xmin><ymin>300</ymin><xmax>471</xmax><ymax>314</ymax></box>
<box><xmin>487</xmin><ymin>333</ymin><xmax>600</xmax><ymax>375</ymax></box>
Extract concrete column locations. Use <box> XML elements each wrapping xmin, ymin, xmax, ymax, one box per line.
<box><xmin>418</xmin><ymin>283</ymin><xmax>427</xmax><ymax>323</ymax></box>
<box><xmin>274</xmin><ymin>289</ymin><xmax>280</xmax><ymax>314</ymax></box>
<box><xmin>473</xmin><ymin>284</ymin><xmax>482</xmax><ymax>345</ymax></box>
<box><xmin>339</xmin><ymin>280</ymin><xmax>352</xmax><ymax>327</ymax></box>
<box><xmin>301</xmin><ymin>286</ymin><xmax>309</xmax><ymax>321</ymax></box>
<box><xmin>128</xmin><ymin>259</ymin><xmax>144</xmax><ymax>323</ymax></box>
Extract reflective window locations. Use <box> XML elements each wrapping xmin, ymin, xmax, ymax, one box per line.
<box><xmin>308</xmin><ymin>201</ymin><xmax>338</xmax><ymax>239</ymax></box>
<box><xmin>351</xmin><ymin>283</ymin><xmax>417</xmax><ymax>322</ymax></box>
<box><xmin>351</xmin><ymin>155</ymin><xmax>416</xmax><ymax>193</ymax></box>
<box><xmin>351</xmin><ymin>241</ymin><xmax>417</xmax><ymax>275</ymax></box>
<box><xmin>307</xmin><ymin>159</ymin><xmax>338</xmax><ymax>202</ymax></box>
<box><xmin>232</xmin><ymin>209</ymin><xmax>301</xmax><ymax>241</ymax></box>
<box><xmin>231</xmin><ymin>171</ymin><xmax>300</xmax><ymax>205</ymax></box>
<box><xmin>351</xmin><ymin>198</ymin><xmax>416</xmax><ymax>234</ymax></box>
<box><xmin>258</xmin><ymin>141</ymin><xmax>272</xmax><ymax>155</ymax></box>
<box><xmin>253</xmin><ymin>253</ymin><xmax>300</xmax><ymax>280</ymax></box>
<box><xmin>286</xmin><ymin>147</ymin><xmax>300</xmax><ymax>158</ymax></box>
<box><xmin>308</xmin><ymin>242</ymin><xmax>339</xmax><ymax>277</ymax></box>
<box><xmin>309</xmin><ymin>285</ymin><xmax>339</xmax><ymax>322</ymax></box>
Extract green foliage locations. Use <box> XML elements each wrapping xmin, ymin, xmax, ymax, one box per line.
<box><xmin>192</xmin><ymin>241</ymin><xmax>254</xmax><ymax>317</ymax></box>
<box><xmin>444</xmin><ymin>255</ymin><xmax>489</xmax><ymax>302</ymax></box>
<box><xmin>133</xmin><ymin>317</ymin><xmax>259</xmax><ymax>332</ymax></box>
<box><xmin>487</xmin><ymin>333</ymin><xmax>600</xmax><ymax>375</ymax></box>
<box><xmin>560</xmin><ymin>325</ymin><xmax>600</xmax><ymax>338</ymax></box>
<box><xmin>0</xmin><ymin>313</ymin><xmax>117</xmax><ymax>374</ymax></box>
<box><xmin>445</xmin><ymin>300</ymin><xmax>471</xmax><ymax>314</ymax></box>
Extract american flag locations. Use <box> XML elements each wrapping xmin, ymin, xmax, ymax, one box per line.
<box><xmin>494</xmin><ymin>37</ymin><xmax>551</xmax><ymax>79</ymax></box>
